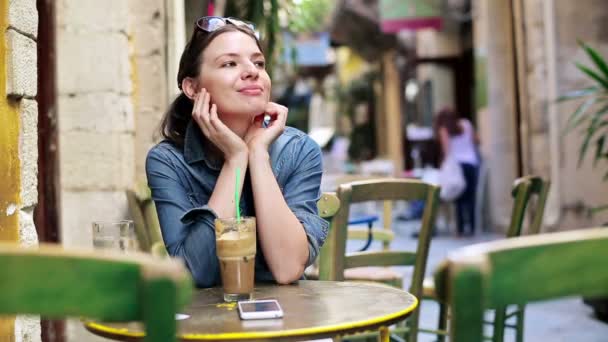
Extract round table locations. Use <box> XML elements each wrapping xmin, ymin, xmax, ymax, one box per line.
<box><xmin>85</xmin><ymin>280</ymin><xmax>418</xmax><ymax>341</ymax></box>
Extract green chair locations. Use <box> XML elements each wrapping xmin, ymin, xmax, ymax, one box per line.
<box><xmin>337</xmin><ymin>175</ymin><xmax>396</xmax><ymax>252</ymax></box>
<box><xmin>126</xmin><ymin>181</ymin><xmax>166</xmax><ymax>257</ymax></box>
<box><xmin>304</xmin><ymin>192</ymin><xmax>340</xmax><ymax>279</ymax></box>
<box><xmin>434</xmin><ymin>227</ymin><xmax>608</xmax><ymax>342</ymax></box>
<box><xmin>492</xmin><ymin>175</ymin><xmax>551</xmax><ymax>342</ymax></box>
<box><xmin>319</xmin><ymin>178</ymin><xmax>440</xmax><ymax>342</ymax></box>
<box><xmin>0</xmin><ymin>242</ymin><xmax>193</xmax><ymax>342</ymax></box>
<box><xmin>427</xmin><ymin>175</ymin><xmax>550</xmax><ymax>342</ymax></box>
<box><xmin>317</xmin><ymin>192</ymin><xmax>341</xmax><ymax>221</ymax></box>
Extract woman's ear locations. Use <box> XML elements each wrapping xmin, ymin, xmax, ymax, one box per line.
<box><xmin>182</xmin><ymin>77</ymin><xmax>198</xmax><ymax>100</ymax></box>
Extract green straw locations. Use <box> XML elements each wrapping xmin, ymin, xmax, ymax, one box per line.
<box><xmin>235</xmin><ymin>167</ymin><xmax>241</xmax><ymax>222</ymax></box>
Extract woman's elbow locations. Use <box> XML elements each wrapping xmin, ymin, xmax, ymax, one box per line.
<box><xmin>172</xmin><ymin>246</ymin><xmax>219</xmax><ymax>288</ymax></box>
<box><xmin>273</xmin><ymin>263</ymin><xmax>305</xmax><ymax>285</ymax></box>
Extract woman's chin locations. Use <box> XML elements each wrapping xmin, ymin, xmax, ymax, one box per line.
<box><xmin>242</xmin><ymin>103</ymin><xmax>268</xmax><ymax>115</ymax></box>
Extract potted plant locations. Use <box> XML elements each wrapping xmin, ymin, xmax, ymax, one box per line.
<box><xmin>559</xmin><ymin>41</ymin><xmax>608</xmax><ymax>322</ymax></box>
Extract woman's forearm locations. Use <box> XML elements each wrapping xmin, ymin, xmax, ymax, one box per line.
<box><xmin>207</xmin><ymin>153</ymin><xmax>248</xmax><ymax>219</ymax></box>
<box><xmin>248</xmin><ymin>147</ymin><xmax>309</xmax><ymax>284</ymax></box>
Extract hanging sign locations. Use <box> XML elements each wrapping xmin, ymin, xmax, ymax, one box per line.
<box><xmin>379</xmin><ymin>0</ymin><xmax>443</xmax><ymax>33</ymax></box>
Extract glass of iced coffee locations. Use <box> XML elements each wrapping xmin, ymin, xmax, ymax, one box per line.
<box><xmin>215</xmin><ymin>217</ymin><xmax>256</xmax><ymax>302</ymax></box>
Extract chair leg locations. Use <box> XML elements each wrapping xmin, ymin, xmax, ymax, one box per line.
<box><xmin>406</xmin><ymin>308</ymin><xmax>420</xmax><ymax>342</ymax></box>
<box><xmin>143</xmin><ymin>279</ymin><xmax>177</xmax><ymax>342</ymax></box>
<box><xmin>436</xmin><ymin>302</ymin><xmax>448</xmax><ymax>342</ymax></box>
<box><xmin>492</xmin><ymin>308</ymin><xmax>507</xmax><ymax>342</ymax></box>
<box><xmin>515</xmin><ymin>305</ymin><xmax>525</xmax><ymax>342</ymax></box>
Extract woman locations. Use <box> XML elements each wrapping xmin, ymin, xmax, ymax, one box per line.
<box><xmin>146</xmin><ymin>17</ymin><xmax>327</xmax><ymax>287</ymax></box>
<box><xmin>435</xmin><ymin>108</ymin><xmax>479</xmax><ymax>236</ymax></box>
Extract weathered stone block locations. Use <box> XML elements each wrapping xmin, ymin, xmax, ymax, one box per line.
<box><xmin>18</xmin><ymin>205</ymin><xmax>38</xmax><ymax>246</ymax></box>
<box><xmin>8</xmin><ymin>0</ymin><xmax>38</xmax><ymax>38</ymax></box>
<box><xmin>129</xmin><ymin>0</ymin><xmax>164</xmax><ymax>24</ymax></box>
<box><xmin>134</xmin><ymin>55</ymin><xmax>167</xmax><ymax>111</ymax></box>
<box><xmin>60</xmin><ymin>190</ymin><xmax>128</xmax><ymax>248</ymax></box>
<box><xmin>57</xmin><ymin>31</ymin><xmax>131</xmax><ymax>94</ymax></box>
<box><xmin>132</xmin><ymin>24</ymin><xmax>165</xmax><ymax>57</ymax></box>
<box><xmin>14</xmin><ymin>314</ymin><xmax>41</xmax><ymax>342</ymax></box>
<box><xmin>530</xmin><ymin>133</ymin><xmax>550</xmax><ymax>176</ymax></box>
<box><xmin>135</xmin><ymin>110</ymin><xmax>163</xmax><ymax>179</ymax></box>
<box><xmin>58</xmin><ymin>0</ymin><xmax>128</xmax><ymax>33</ymax></box>
<box><xmin>6</xmin><ymin>29</ymin><xmax>37</xmax><ymax>98</ymax></box>
<box><xmin>58</xmin><ymin>93</ymin><xmax>134</xmax><ymax>133</ymax></box>
<box><xmin>59</xmin><ymin>131</ymin><xmax>135</xmax><ymax>190</ymax></box>
<box><xmin>19</xmin><ymin>99</ymin><xmax>38</xmax><ymax>207</ymax></box>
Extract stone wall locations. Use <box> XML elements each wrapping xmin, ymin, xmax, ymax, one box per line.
<box><xmin>56</xmin><ymin>0</ymin><xmax>134</xmax><ymax>248</ymax></box>
<box><xmin>55</xmin><ymin>1</ymin><xmax>168</xmax><ymax>339</ymax></box>
<box><xmin>516</xmin><ymin>0</ymin><xmax>608</xmax><ymax>229</ymax></box>
<box><xmin>0</xmin><ymin>0</ymin><xmax>40</xmax><ymax>340</ymax></box>
<box><xmin>553</xmin><ymin>0</ymin><xmax>608</xmax><ymax>227</ymax></box>
<box><xmin>475</xmin><ymin>0</ymin><xmax>608</xmax><ymax>231</ymax></box>
<box><xmin>129</xmin><ymin>0</ymin><xmax>168</xmax><ymax>180</ymax></box>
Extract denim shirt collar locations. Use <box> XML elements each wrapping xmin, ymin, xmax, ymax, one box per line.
<box><xmin>183</xmin><ymin>121</ymin><xmax>222</xmax><ymax>171</ymax></box>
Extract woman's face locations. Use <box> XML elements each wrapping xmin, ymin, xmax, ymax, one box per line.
<box><xmin>198</xmin><ymin>31</ymin><xmax>271</xmax><ymax>119</ymax></box>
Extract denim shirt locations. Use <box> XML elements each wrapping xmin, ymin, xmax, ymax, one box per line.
<box><xmin>146</xmin><ymin>122</ymin><xmax>328</xmax><ymax>287</ymax></box>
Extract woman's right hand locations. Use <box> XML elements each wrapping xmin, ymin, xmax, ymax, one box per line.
<box><xmin>192</xmin><ymin>88</ymin><xmax>248</xmax><ymax>162</ymax></box>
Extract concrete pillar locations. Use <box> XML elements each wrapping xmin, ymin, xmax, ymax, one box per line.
<box><xmin>474</xmin><ymin>0</ymin><xmax>519</xmax><ymax>231</ymax></box>
<box><xmin>0</xmin><ymin>0</ymin><xmax>40</xmax><ymax>340</ymax></box>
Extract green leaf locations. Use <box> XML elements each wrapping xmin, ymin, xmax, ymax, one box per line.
<box><xmin>590</xmin><ymin>204</ymin><xmax>608</xmax><ymax>215</ymax></box>
<box><xmin>576</xmin><ymin>62</ymin><xmax>608</xmax><ymax>89</ymax></box>
<box><xmin>579</xmin><ymin>114</ymin><xmax>608</xmax><ymax>166</ymax></box>
<box><xmin>594</xmin><ymin>135</ymin><xmax>606</xmax><ymax>167</ymax></box>
<box><xmin>556</xmin><ymin>86</ymin><xmax>599</xmax><ymax>102</ymax></box>
<box><xmin>582</xmin><ymin>42</ymin><xmax>608</xmax><ymax>81</ymax></box>
<box><xmin>564</xmin><ymin>97</ymin><xmax>597</xmax><ymax>134</ymax></box>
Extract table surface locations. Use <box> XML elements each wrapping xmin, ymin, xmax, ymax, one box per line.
<box><xmin>85</xmin><ymin>280</ymin><xmax>418</xmax><ymax>341</ymax></box>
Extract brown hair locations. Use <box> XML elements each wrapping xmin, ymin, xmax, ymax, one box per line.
<box><xmin>434</xmin><ymin>108</ymin><xmax>463</xmax><ymax>137</ymax></box>
<box><xmin>159</xmin><ymin>22</ymin><xmax>263</xmax><ymax>147</ymax></box>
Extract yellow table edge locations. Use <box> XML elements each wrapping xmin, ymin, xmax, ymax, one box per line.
<box><xmin>84</xmin><ymin>296</ymin><xmax>418</xmax><ymax>340</ymax></box>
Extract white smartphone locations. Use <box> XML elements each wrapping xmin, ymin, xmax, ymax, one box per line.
<box><xmin>238</xmin><ymin>299</ymin><xmax>284</xmax><ymax>320</ymax></box>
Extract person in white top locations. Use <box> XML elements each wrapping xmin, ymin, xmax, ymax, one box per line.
<box><xmin>435</xmin><ymin>108</ymin><xmax>480</xmax><ymax>236</ymax></box>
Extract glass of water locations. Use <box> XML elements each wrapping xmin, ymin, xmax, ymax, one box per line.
<box><xmin>92</xmin><ymin>220</ymin><xmax>137</xmax><ymax>252</ymax></box>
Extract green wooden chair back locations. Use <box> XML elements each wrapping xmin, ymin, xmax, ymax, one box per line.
<box><xmin>435</xmin><ymin>228</ymin><xmax>608</xmax><ymax>342</ymax></box>
<box><xmin>318</xmin><ymin>192</ymin><xmax>341</xmax><ymax>219</ymax></box>
<box><xmin>507</xmin><ymin>175</ymin><xmax>551</xmax><ymax>238</ymax></box>
<box><xmin>0</xmin><ymin>242</ymin><xmax>193</xmax><ymax>342</ymax></box>
<box><xmin>319</xmin><ymin>178</ymin><xmax>440</xmax><ymax>295</ymax></box>
<box><xmin>127</xmin><ymin>181</ymin><xmax>164</xmax><ymax>254</ymax></box>
<box><xmin>319</xmin><ymin>179</ymin><xmax>439</xmax><ymax>342</ymax></box>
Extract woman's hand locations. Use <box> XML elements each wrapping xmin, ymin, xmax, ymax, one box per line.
<box><xmin>244</xmin><ymin>102</ymin><xmax>287</xmax><ymax>152</ymax></box>
<box><xmin>192</xmin><ymin>88</ymin><xmax>248</xmax><ymax>162</ymax></box>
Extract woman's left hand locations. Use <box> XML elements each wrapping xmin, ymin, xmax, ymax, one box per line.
<box><xmin>244</xmin><ymin>102</ymin><xmax>287</xmax><ymax>151</ymax></box>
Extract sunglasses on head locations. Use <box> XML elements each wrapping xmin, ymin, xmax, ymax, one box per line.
<box><xmin>195</xmin><ymin>16</ymin><xmax>260</xmax><ymax>39</ymax></box>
